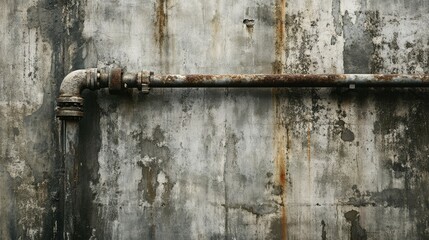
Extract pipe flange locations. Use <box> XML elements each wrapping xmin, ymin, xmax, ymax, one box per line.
<box><xmin>86</xmin><ymin>68</ymin><xmax>99</xmax><ymax>90</ymax></box>
<box><xmin>56</xmin><ymin>96</ymin><xmax>84</xmax><ymax>120</ymax></box>
<box><xmin>139</xmin><ymin>71</ymin><xmax>152</xmax><ymax>94</ymax></box>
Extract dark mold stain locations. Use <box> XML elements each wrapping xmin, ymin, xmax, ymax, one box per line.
<box><xmin>343</xmin><ymin>8</ymin><xmax>384</xmax><ymax>74</ymax></box>
<box><xmin>321</xmin><ymin>220</ymin><xmax>327</xmax><ymax>240</ymax></box>
<box><xmin>343</xmin><ymin>11</ymin><xmax>372</xmax><ymax>74</ymax></box>
<box><xmin>285</xmin><ymin>13</ymin><xmax>318</xmax><ymax>74</ymax></box>
<box><xmin>333</xmin><ymin>118</ymin><xmax>355</xmax><ymax>142</ymax></box>
<box><xmin>0</xmin><ymin>170</ymin><xmax>18</xmax><ymax>240</ymax></box>
<box><xmin>405</xmin><ymin>39</ymin><xmax>429</xmax><ymax>74</ymax></box>
<box><xmin>341</xmin><ymin>128</ymin><xmax>355</xmax><ymax>142</ymax></box>
<box><xmin>12</xmin><ymin>127</ymin><xmax>20</xmax><ymax>136</ymax></box>
<box><xmin>137</xmin><ymin>161</ymin><xmax>158</xmax><ymax>204</ymax></box>
<box><xmin>370</xmin><ymin>188</ymin><xmax>407</xmax><ymax>208</ymax></box>
<box><xmin>223</xmin><ymin>203</ymin><xmax>278</xmax><ymax>217</ymax></box>
<box><xmin>389</xmin><ymin>32</ymin><xmax>400</xmax><ymax>51</ymax></box>
<box><xmin>366</xmin><ymin>11</ymin><xmax>383</xmax><ymax>73</ymax></box>
<box><xmin>271</xmin><ymin>185</ymin><xmax>284</xmax><ymax>196</ymax></box>
<box><xmin>373</xmin><ymin>89</ymin><xmax>429</xmax><ymax>238</ymax></box>
<box><xmin>75</xmin><ymin>91</ymin><xmax>102</xmax><ymax>240</ymax></box>
<box><xmin>243</xmin><ymin>19</ymin><xmax>255</xmax><ymax>34</ymax></box>
<box><xmin>405</xmin><ymin>41</ymin><xmax>414</xmax><ymax>49</ymax></box>
<box><xmin>25</xmin><ymin>0</ymin><xmax>91</xmax><ymax>238</ymax></box>
<box><xmin>134</xmin><ymin>125</ymin><xmax>175</xmax><ymax>238</ymax></box>
<box><xmin>331</xmin><ymin>35</ymin><xmax>337</xmax><ymax>45</ymax></box>
<box><xmin>152</xmin><ymin>125</ymin><xmax>166</xmax><ymax>143</ymax></box>
<box><xmin>311</xmin><ymin>89</ymin><xmax>324</xmax><ymax>123</ymax></box>
<box><xmin>256</xmin><ymin>3</ymin><xmax>276</xmax><ymax>26</ymax></box>
<box><xmin>385</xmin><ymin>159</ymin><xmax>408</xmax><ymax>178</ymax></box>
<box><xmin>210</xmin><ymin>233</ymin><xmax>224</xmax><ymax>240</ymax></box>
<box><xmin>344</xmin><ymin>210</ymin><xmax>367</xmax><ymax>240</ymax></box>
<box><xmin>223</xmin><ymin>131</ymin><xmax>239</xmax><ymax>238</ymax></box>
<box><xmin>346</xmin><ymin>185</ymin><xmax>373</xmax><ymax>207</ymax></box>
<box><xmin>134</xmin><ymin>126</ymin><xmax>172</xmax><ymax>202</ymax></box>
<box><xmin>331</xmin><ymin>0</ymin><xmax>342</xmax><ymax>36</ymax></box>
<box><xmin>345</xmin><ymin>184</ymin><xmax>423</xmax><ymax>208</ymax></box>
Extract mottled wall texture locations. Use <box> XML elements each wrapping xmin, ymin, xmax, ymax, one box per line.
<box><xmin>1</xmin><ymin>0</ymin><xmax>429</xmax><ymax>239</ymax></box>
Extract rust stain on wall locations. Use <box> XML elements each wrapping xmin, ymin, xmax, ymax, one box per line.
<box><xmin>273</xmin><ymin>90</ymin><xmax>289</xmax><ymax>240</ymax></box>
<box><xmin>273</xmin><ymin>0</ymin><xmax>286</xmax><ymax>74</ymax></box>
<box><xmin>154</xmin><ymin>0</ymin><xmax>168</xmax><ymax>53</ymax></box>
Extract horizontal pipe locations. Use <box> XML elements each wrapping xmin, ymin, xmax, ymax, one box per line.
<box><xmin>56</xmin><ymin>69</ymin><xmax>429</xmax><ymax>120</ymax></box>
<box><xmin>151</xmin><ymin>74</ymin><xmax>429</xmax><ymax>88</ymax></box>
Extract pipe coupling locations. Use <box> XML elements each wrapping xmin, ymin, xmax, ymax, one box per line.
<box><xmin>105</xmin><ymin>68</ymin><xmax>153</xmax><ymax>94</ymax></box>
<box><xmin>57</xmin><ymin>68</ymin><xmax>154</xmax><ymax>120</ymax></box>
<box><xmin>56</xmin><ymin>68</ymin><xmax>98</xmax><ymax>120</ymax></box>
<box><xmin>56</xmin><ymin>96</ymin><xmax>84</xmax><ymax>120</ymax></box>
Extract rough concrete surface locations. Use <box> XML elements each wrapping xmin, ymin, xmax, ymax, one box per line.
<box><xmin>1</xmin><ymin>0</ymin><xmax>429</xmax><ymax>239</ymax></box>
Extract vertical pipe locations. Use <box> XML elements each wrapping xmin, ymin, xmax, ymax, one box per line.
<box><xmin>61</xmin><ymin>120</ymin><xmax>80</xmax><ymax>239</ymax></box>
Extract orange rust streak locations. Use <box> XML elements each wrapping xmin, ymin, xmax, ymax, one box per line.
<box><xmin>274</xmin><ymin>0</ymin><xmax>286</xmax><ymax>74</ymax></box>
<box><xmin>155</xmin><ymin>0</ymin><xmax>168</xmax><ymax>51</ymax></box>
<box><xmin>273</xmin><ymin>0</ymin><xmax>287</xmax><ymax>238</ymax></box>
<box><xmin>274</xmin><ymin>90</ymin><xmax>288</xmax><ymax>240</ymax></box>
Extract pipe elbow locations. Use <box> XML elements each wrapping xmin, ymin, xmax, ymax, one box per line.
<box><xmin>57</xmin><ymin>68</ymin><xmax>98</xmax><ymax>120</ymax></box>
<box><xmin>59</xmin><ymin>68</ymin><xmax>98</xmax><ymax>97</ymax></box>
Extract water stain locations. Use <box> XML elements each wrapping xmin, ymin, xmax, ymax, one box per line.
<box><xmin>224</xmin><ymin>131</ymin><xmax>239</xmax><ymax>238</ymax></box>
<box><xmin>137</xmin><ymin>161</ymin><xmax>158</xmax><ymax>204</ymax></box>
<box><xmin>134</xmin><ymin>126</ymin><xmax>173</xmax><ymax>205</ymax></box>
<box><xmin>341</xmin><ymin>128</ymin><xmax>355</xmax><ymax>142</ymax></box>
<box><xmin>344</xmin><ymin>210</ymin><xmax>367</xmax><ymax>240</ymax></box>
<box><xmin>343</xmin><ymin>11</ymin><xmax>372</xmax><ymax>74</ymax></box>
<box><xmin>154</xmin><ymin>0</ymin><xmax>169</xmax><ymax>56</ymax></box>
<box><xmin>225</xmin><ymin>203</ymin><xmax>278</xmax><ymax>217</ymax></box>
<box><xmin>210</xmin><ymin>8</ymin><xmax>221</xmax><ymax>59</ymax></box>
<box><xmin>331</xmin><ymin>0</ymin><xmax>342</xmax><ymax>36</ymax></box>
<box><xmin>75</xmin><ymin>91</ymin><xmax>102</xmax><ymax>239</ymax></box>
<box><xmin>321</xmin><ymin>220</ymin><xmax>327</xmax><ymax>240</ymax></box>
<box><xmin>345</xmin><ymin>184</ymin><xmax>411</xmax><ymax>208</ymax></box>
<box><xmin>243</xmin><ymin>19</ymin><xmax>255</xmax><ymax>35</ymax></box>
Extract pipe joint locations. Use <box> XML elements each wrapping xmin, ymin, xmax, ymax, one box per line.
<box><xmin>56</xmin><ymin>68</ymin><xmax>98</xmax><ymax>120</ymax></box>
<box><xmin>138</xmin><ymin>70</ymin><xmax>153</xmax><ymax>94</ymax></box>
<box><xmin>99</xmin><ymin>68</ymin><xmax>152</xmax><ymax>94</ymax></box>
<box><xmin>56</xmin><ymin>68</ymin><xmax>153</xmax><ymax>120</ymax></box>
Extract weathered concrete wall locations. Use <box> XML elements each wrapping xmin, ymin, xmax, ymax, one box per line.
<box><xmin>1</xmin><ymin>0</ymin><xmax>429</xmax><ymax>239</ymax></box>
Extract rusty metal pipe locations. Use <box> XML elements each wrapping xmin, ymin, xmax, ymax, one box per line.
<box><xmin>61</xmin><ymin>121</ymin><xmax>79</xmax><ymax>240</ymax></box>
<box><xmin>57</xmin><ymin>69</ymin><xmax>99</xmax><ymax>120</ymax></box>
<box><xmin>55</xmin><ymin>68</ymin><xmax>429</xmax><ymax>239</ymax></box>
<box><xmin>56</xmin><ymin>69</ymin><xmax>429</xmax><ymax>120</ymax></box>
<box><xmin>151</xmin><ymin>74</ymin><xmax>429</xmax><ymax>88</ymax></box>
<box><xmin>58</xmin><ymin>69</ymin><xmax>99</xmax><ymax>97</ymax></box>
